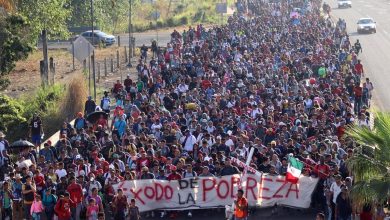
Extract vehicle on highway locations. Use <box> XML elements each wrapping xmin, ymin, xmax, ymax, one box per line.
<box><xmin>79</xmin><ymin>30</ymin><xmax>116</xmax><ymax>46</ymax></box>
<box><xmin>357</xmin><ymin>18</ymin><xmax>376</xmax><ymax>34</ymax></box>
<box><xmin>337</xmin><ymin>0</ymin><xmax>352</xmax><ymax>8</ymax></box>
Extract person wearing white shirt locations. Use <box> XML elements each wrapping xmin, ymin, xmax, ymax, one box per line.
<box><xmin>330</xmin><ymin>175</ymin><xmax>343</xmax><ymax>218</ymax></box>
<box><xmin>151</xmin><ymin>120</ymin><xmax>162</xmax><ymax>131</ymax></box>
<box><xmin>251</xmin><ymin>104</ymin><xmax>263</xmax><ymax>119</ymax></box>
<box><xmin>180</xmin><ymin>130</ymin><xmax>197</xmax><ymax>152</ymax></box>
<box><xmin>110</xmin><ymin>154</ymin><xmax>126</xmax><ymax>173</ymax></box>
<box><xmin>177</xmin><ymin>83</ymin><xmax>188</xmax><ymax>94</ymax></box>
<box><xmin>55</xmin><ymin>162</ymin><xmax>67</xmax><ymax>179</ymax></box>
<box><xmin>206</xmin><ymin>121</ymin><xmax>216</xmax><ymax>133</ymax></box>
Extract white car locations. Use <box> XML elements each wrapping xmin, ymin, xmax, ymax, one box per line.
<box><xmin>338</xmin><ymin>0</ymin><xmax>352</xmax><ymax>8</ymax></box>
<box><xmin>357</xmin><ymin>18</ymin><xmax>377</xmax><ymax>34</ymax></box>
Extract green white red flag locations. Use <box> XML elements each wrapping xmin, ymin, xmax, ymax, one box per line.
<box><xmin>286</xmin><ymin>156</ymin><xmax>304</xmax><ymax>184</ymax></box>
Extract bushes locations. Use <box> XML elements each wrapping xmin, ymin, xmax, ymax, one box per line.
<box><xmin>0</xmin><ymin>75</ymin><xmax>87</xmax><ymax>142</ymax></box>
<box><xmin>0</xmin><ymin>95</ymin><xmax>28</xmax><ymax>142</ymax></box>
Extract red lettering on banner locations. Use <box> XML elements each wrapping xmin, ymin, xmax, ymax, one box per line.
<box><xmin>258</xmin><ymin>177</ymin><xmax>272</xmax><ymax>200</ymax></box>
<box><xmin>216</xmin><ymin>180</ymin><xmax>229</xmax><ymax>199</ymax></box>
<box><xmin>245</xmin><ymin>176</ymin><xmax>257</xmax><ymax>200</ymax></box>
<box><xmin>286</xmin><ymin>183</ymin><xmax>299</xmax><ymax>199</ymax></box>
<box><xmin>202</xmin><ymin>178</ymin><xmax>216</xmax><ymax>201</ymax></box>
<box><xmin>273</xmin><ymin>180</ymin><xmax>288</xmax><ymax>198</ymax></box>
<box><xmin>230</xmin><ymin>176</ymin><xmax>240</xmax><ymax>198</ymax></box>
<box><xmin>164</xmin><ymin>185</ymin><xmax>173</xmax><ymax>200</ymax></box>
<box><xmin>144</xmin><ymin>186</ymin><xmax>155</xmax><ymax>199</ymax></box>
<box><xmin>130</xmin><ymin>188</ymin><xmax>145</xmax><ymax>204</ymax></box>
<box><xmin>117</xmin><ymin>181</ymin><xmax>127</xmax><ymax>191</ymax></box>
<box><xmin>155</xmin><ymin>183</ymin><xmax>164</xmax><ymax>201</ymax></box>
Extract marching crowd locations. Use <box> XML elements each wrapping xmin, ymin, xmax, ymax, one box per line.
<box><xmin>0</xmin><ymin>0</ymin><xmax>382</xmax><ymax>220</ymax></box>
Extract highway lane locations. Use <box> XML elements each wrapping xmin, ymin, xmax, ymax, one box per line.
<box><xmin>330</xmin><ymin>0</ymin><xmax>390</xmax><ymax>111</ymax></box>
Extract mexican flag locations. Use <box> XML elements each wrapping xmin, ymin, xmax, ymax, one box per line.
<box><xmin>286</xmin><ymin>156</ymin><xmax>304</xmax><ymax>184</ymax></box>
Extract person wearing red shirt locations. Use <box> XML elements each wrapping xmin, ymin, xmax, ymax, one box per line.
<box><xmin>66</xmin><ymin>176</ymin><xmax>83</xmax><ymax>220</ymax></box>
<box><xmin>353</xmin><ymin>83</ymin><xmax>363</xmax><ymax>114</ymax></box>
<box><xmin>113</xmin><ymin>80</ymin><xmax>123</xmax><ymax>94</ymax></box>
<box><xmin>167</xmin><ymin>166</ymin><xmax>181</xmax><ymax>181</ymax></box>
<box><xmin>54</xmin><ymin>192</ymin><xmax>72</xmax><ymax>220</ymax></box>
<box><xmin>167</xmin><ymin>166</ymin><xmax>182</xmax><ymax>218</ymax></box>
<box><xmin>354</xmin><ymin>60</ymin><xmax>364</xmax><ymax>77</ymax></box>
<box><xmin>314</xmin><ymin>156</ymin><xmax>330</xmax><ymax>180</ymax></box>
<box><xmin>33</xmin><ymin>169</ymin><xmax>45</xmax><ymax>193</ymax></box>
<box><xmin>136</xmin><ymin>151</ymin><xmax>151</xmax><ymax>172</ymax></box>
<box><xmin>201</xmin><ymin>79</ymin><xmax>212</xmax><ymax>90</ymax></box>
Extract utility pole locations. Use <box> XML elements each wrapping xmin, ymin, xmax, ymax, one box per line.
<box><xmin>128</xmin><ymin>0</ymin><xmax>133</xmax><ymax>67</ymax></box>
<box><xmin>41</xmin><ymin>29</ymin><xmax>49</xmax><ymax>86</ymax></box>
<box><xmin>91</xmin><ymin>0</ymin><xmax>97</xmax><ymax>100</ymax></box>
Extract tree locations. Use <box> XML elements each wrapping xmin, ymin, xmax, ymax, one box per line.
<box><xmin>17</xmin><ymin>0</ymin><xmax>71</xmax><ymax>86</ymax></box>
<box><xmin>346</xmin><ymin>112</ymin><xmax>390</xmax><ymax>207</ymax></box>
<box><xmin>0</xmin><ymin>14</ymin><xmax>33</xmax><ymax>90</ymax></box>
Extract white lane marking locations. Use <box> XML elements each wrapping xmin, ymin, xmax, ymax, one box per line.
<box><xmin>384</xmin><ymin>30</ymin><xmax>389</xmax><ymax>35</ymax></box>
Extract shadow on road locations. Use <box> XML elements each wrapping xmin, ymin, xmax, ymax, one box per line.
<box><xmin>349</xmin><ymin>31</ymin><xmax>375</xmax><ymax>36</ymax></box>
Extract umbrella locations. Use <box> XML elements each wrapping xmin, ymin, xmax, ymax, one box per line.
<box><xmin>10</xmin><ymin>140</ymin><xmax>35</xmax><ymax>149</ymax></box>
<box><xmin>86</xmin><ymin>111</ymin><xmax>109</xmax><ymax>123</ymax></box>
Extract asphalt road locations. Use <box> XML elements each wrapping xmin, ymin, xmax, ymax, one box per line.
<box><xmin>330</xmin><ymin>0</ymin><xmax>390</xmax><ymax>111</ymax></box>
<box><xmin>145</xmin><ymin>207</ymin><xmax>317</xmax><ymax>220</ymax></box>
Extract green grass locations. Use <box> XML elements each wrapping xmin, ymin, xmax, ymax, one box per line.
<box><xmin>128</xmin><ymin>0</ymin><xmax>235</xmax><ymax>32</ymax></box>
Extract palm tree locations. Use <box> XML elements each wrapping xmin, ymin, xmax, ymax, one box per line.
<box><xmin>347</xmin><ymin>112</ymin><xmax>390</xmax><ymax>207</ymax></box>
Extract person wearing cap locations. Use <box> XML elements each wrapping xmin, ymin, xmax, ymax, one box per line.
<box><xmin>42</xmin><ymin>187</ymin><xmax>57</xmax><ymax>220</ymax></box>
<box><xmin>0</xmin><ymin>181</ymin><xmax>13</xmax><ymax>220</ymax></box>
<box><xmin>11</xmin><ymin>173</ymin><xmax>23</xmax><ymax>219</ymax></box>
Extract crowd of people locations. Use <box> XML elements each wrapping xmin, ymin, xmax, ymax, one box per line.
<box><xmin>0</xmin><ymin>0</ymin><xmax>384</xmax><ymax>220</ymax></box>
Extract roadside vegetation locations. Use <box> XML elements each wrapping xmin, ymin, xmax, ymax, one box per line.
<box><xmin>0</xmin><ymin>75</ymin><xmax>87</xmax><ymax>142</ymax></box>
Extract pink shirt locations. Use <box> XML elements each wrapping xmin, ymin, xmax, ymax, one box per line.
<box><xmin>30</xmin><ymin>200</ymin><xmax>44</xmax><ymax>214</ymax></box>
<box><xmin>87</xmin><ymin>204</ymin><xmax>99</xmax><ymax>220</ymax></box>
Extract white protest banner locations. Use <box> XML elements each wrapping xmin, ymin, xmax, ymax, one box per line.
<box><xmin>113</xmin><ymin>174</ymin><xmax>319</xmax><ymax>212</ymax></box>
<box><xmin>230</xmin><ymin>156</ymin><xmax>262</xmax><ymax>177</ymax></box>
